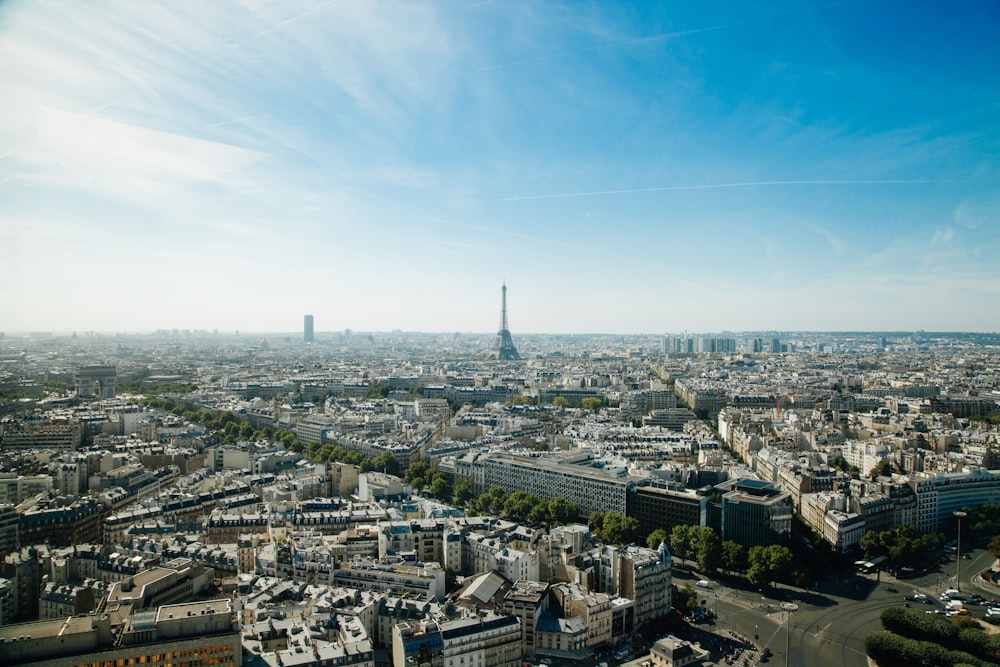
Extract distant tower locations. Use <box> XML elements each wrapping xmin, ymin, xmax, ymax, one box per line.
<box><xmin>304</xmin><ymin>314</ymin><xmax>314</xmax><ymax>343</ymax></box>
<box><xmin>494</xmin><ymin>283</ymin><xmax>520</xmax><ymax>360</ymax></box>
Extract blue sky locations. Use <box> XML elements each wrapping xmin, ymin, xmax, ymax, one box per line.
<box><xmin>2</xmin><ymin>0</ymin><xmax>998</xmax><ymax>334</ymax></box>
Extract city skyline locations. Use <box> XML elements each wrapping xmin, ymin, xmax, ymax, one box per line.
<box><xmin>2</xmin><ymin>1</ymin><xmax>999</xmax><ymax>334</ymax></box>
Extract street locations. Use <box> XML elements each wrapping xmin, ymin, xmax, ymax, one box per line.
<box><xmin>669</xmin><ymin>545</ymin><xmax>998</xmax><ymax>667</ymax></box>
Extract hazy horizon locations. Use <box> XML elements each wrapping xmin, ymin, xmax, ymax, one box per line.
<box><xmin>3</xmin><ymin>1</ymin><xmax>998</xmax><ymax>334</ymax></box>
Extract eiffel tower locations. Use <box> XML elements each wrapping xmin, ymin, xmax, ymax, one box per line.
<box><xmin>494</xmin><ymin>283</ymin><xmax>520</xmax><ymax>361</ymax></box>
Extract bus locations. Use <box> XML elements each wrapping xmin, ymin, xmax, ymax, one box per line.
<box><xmin>855</xmin><ymin>555</ymin><xmax>888</xmax><ymax>573</ymax></box>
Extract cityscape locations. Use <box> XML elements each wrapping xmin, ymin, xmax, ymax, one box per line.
<box><xmin>3</xmin><ymin>1</ymin><xmax>1000</xmax><ymax>667</ymax></box>
<box><xmin>1</xmin><ymin>294</ymin><xmax>999</xmax><ymax>666</ymax></box>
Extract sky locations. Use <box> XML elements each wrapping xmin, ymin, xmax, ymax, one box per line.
<box><xmin>1</xmin><ymin>1</ymin><xmax>998</xmax><ymax>335</ymax></box>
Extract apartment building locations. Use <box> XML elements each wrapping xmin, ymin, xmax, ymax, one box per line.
<box><xmin>481</xmin><ymin>452</ymin><xmax>636</xmax><ymax>519</ymax></box>
<box><xmin>0</xmin><ymin>598</ymin><xmax>240</xmax><ymax>667</ymax></box>
<box><xmin>392</xmin><ymin>613</ymin><xmax>522</xmax><ymax>667</ymax></box>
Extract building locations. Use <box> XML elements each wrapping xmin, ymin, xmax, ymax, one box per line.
<box><xmin>0</xmin><ymin>506</ymin><xmax>17</xmax><ymax>560</ymax></box>
<box><xmin>304</xmin><ymin>314</ymin><xmax>314</xmax><ymax>344</ymax></box>
<box><xmin>378</xmin><ymin>519</ymin><xmax>448</xmax><ymax>563</ymax></box>
<box><xmin>0</xmin><ymin>598</ymin><xmax>241</xmax><ymax>667</ymax></box>
<box><xmin>647</xmin><ymin>635</ymin><xmax>709</xmax><ymax>667</ymax></box>
<box><xmin>0</xmin><ymin>474</ymin><xmax>53</xmax><ymax>504</ymax></box>
<box><xmin>20</xmin><ymin>497</ymin><xmax>103</xmax><ymax>547</ymax></box>
<box><xmin>502</xmin><ymin>580</ymin><xmax>549</xmax><ymax>658</ymax></box>
<box><xmin>616</xmin><ymin>543</ymin><xmax>673</xmax><ymax>629</ymax></box>
<box><xmin>909</xmin><ymin>469</ymin><xmax>1000</xmax><ymax>533</ymax></box>
<box><xmin>632</xmin><ymin>484</ymin><xmax>708</xmax><ymax>538</ymax></box>
<box><xmin>718</xmin><ymin>479</ymin><xmax>792</xmax><ymax>547</ymax></box>
<box><xmin>334</xmin><ymin>559</ymin><xmax>446</xmax><ymax>601</ymax></box>
<box><xmin>548</xmin><ymin>582</ymin><xmax>613</xmax><ymax>650</ymax></box>
<box><xmin>0</xmin><ymin>423</ymin><xmax>84</xmax><ymax>451</ymax></box>
<box><xmin>480</xmin><ymin>452</ymin><xmax>636</xmax><ymax>519</ymax></box>
<box><xmin>392</xmin><ymin>612</ymin><xmax>522</xmax><ymax>667</ymax></box>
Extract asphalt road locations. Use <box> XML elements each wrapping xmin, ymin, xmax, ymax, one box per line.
<box><xmin>673</xmin><ymin>546</ymin><xmax>998</xmax><ymax>667</ymax></box>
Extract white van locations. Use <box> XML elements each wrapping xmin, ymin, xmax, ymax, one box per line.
<box><xmin>697</xmin><ymin>580</ymin><xmax>712</xmax><ymax>589</ymax></box>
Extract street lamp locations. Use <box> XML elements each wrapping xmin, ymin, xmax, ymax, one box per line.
<box><xmin>785</xmin><ymin>609</ymin><xmax>792</xmax><ymax>667</ymax></box>
<box><xmin>955</xmin><ymin>511</ymin><xmax>967</xmax><ymax>592</ymax></box>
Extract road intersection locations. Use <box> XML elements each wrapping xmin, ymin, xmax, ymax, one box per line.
<box><xmin>673</xmin><ymin>545</ymin><xmax>998</xmax><ymax>667</ymax></box>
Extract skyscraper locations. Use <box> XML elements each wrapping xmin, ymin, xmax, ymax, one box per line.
<box><xmin>304</xmin><ymin>314</ymin><xmax>314</xmax><ymax>343</ymax></box>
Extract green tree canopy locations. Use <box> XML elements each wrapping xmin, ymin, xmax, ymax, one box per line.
<box><xmin>647</xmin><ymin>528</ymin><xmax>670</xmax><ymax>551</ymax></box>
<box><xmin>670</xmin><ymin>524</ymin><xmax>697</xmax><ymax>563</ymax></box>
<box><xmin>695</xmin><ymin>527</ymin><xmax>722</xmax><ymax>573</ymax></box>
<box><xmin>452</xmin><ymin>478</ymin><xmax>473</xmax><ymax>506</ymax></box>
<box><xmin>747</xmin><ymin>544</ymin><xmax>793</xmax><ymax>588</ymax></box>
<box><xmin>589</xmin><ymin>511</ymin><xmax>638</xmax><ymax>545</ymax></box>
<box><xmin>721</xmin><ymin>540</ymin><xmax>747</xmax><ymax>574</ymax></box>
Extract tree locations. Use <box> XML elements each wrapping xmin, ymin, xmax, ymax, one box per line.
<box><xmin>870</xmin><ymin>459</ymin><xmax>895</xmax><ymax>478</ymax></box>
<box><xmin>670</xmin><ymin>524</ymin><xmax>696</xmax><ymax>563</ymax></box>
<box><xmin>989</xmin><ymin>535</ymin><xmax>1000</xmax><ymax>560</ymax></box>
<box><xmin>405</xmin><ymin>461</ymin><xmax>431</xmax><ymax>484</ymax></box>
<box><xmin>369</xmin><ymin>452</ymin><xmax>401</xmax><ymax>476</ymax></box>
<box><xmin>747</xmin><ymin>544</ymin><xmax>793</xmax><ymax>588</ymax></box>
<box><xmin>647</xmin><ymin>528</ymin><xmax>670</xmax><ymax>551</ymax></box>
<box><xmin>547</xmin><ymin>497</ymin><xmax>580</xmax><ymax>526</ymax></box>
<box><xmin>217</xmin><ymin>411</ymin><xmax>238</xmax><ymax>428</ymax></box>
<box><xmin>671</xmin><ymin>584</ymin><xmax>701</xmax><ymax>615</ymax></box>
<box><xmin>581</xmin><ymin>397</ymin><xmax>602</xmax><ymax>413</ymax></box>
<box><xmin>505</xmin><ymin>491</ymin><xmax>536</xmax><ymax>521</ymax></box>
<box><xmin>590</xmin><ymin>512</ymin><xmax>637</xmax><ymax>545</ymax></box>
<box><xmin>452</xmin><ymin>478</ymin><xmax>473</xmax><ymax>506</ymax></box>
<box><xmin>973</xmin><ymin>504</ymin><xmax>1000</xmax><ymax>538</ymax></box>
<box><xmin>747</xmin><ymin>546</ymin><xmax>769</xmax><ymax>588</ymax></box>
<box><xmin>528</xmin><ymin>503</ymin><xmax>550</xmax><ymax>525</ymax></box>
<box><xmin>553</xmin><ymin>396</ymin><xmax>569</xmax><ymax>409</ymax></box>
<box><xmin>486</xmin><ymin>486</ymin><xmax>507</xmax><ymax>515</ymax></box>
<box><xmin>430</xmin><ymin>475</ymin><xmax>451</xmax><ymax>500</ymax></box>
<box><xmin>695</xmin><ymin>527</ymin><xmax>721</xmax><ymax>573</ymax></box>
<box><xmin>721</xmin><ymin>540</ymin><xmax>747</xmax><ymax>574</ymax></box>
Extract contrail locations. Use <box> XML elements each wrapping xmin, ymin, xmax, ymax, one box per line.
<box><xmin>500</xmin><ymin>180</ymin><xmax>935</xmax><ymax>201</ymax></box>
<box><xmin>478</xmin><ymin>24</ymin><xmax>729</xmax><ymax>72</ymax></box>
<box><xmin>249</xmin><ymin>0</ymin><xmax>335</xmax><ymax>41</ymax></box>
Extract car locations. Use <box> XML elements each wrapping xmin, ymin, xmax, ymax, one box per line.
<box><xmin>780</xmin><ymin>602</ymin><xmax>799</xmax><ymax>611</ymax></box>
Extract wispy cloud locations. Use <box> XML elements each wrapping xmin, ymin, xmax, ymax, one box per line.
<box><xmin>36</xmin><ymin>106</ymin><xmax>264</xmax><ymax>192</ymax></box>
<box><xmin>500</xmin><ymin>180</ymin><xmax>934</xmax><ymax>201</ymax></box>
<box><xmin>477</xmin><ymin>24</ymin><xmax>730</xmax><ymax>72</ymax></box>
<box><xmin>812</xmin><ymin>225</ymin><xmax>847</xmax><ymax>254</ymax></box>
